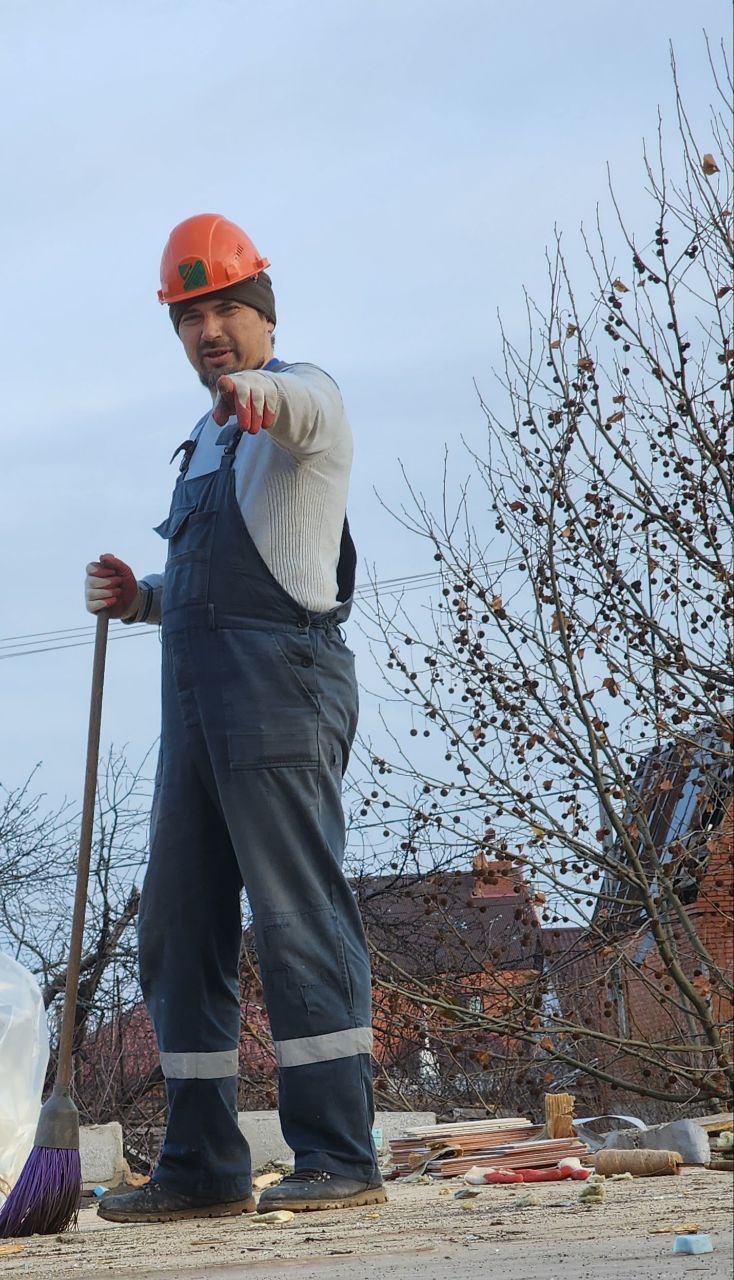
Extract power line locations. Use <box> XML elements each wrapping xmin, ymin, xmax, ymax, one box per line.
<box><xmin>0</xmin><ymin>561</ymin><xmax>520</xmax><ymax>662</ymax></box>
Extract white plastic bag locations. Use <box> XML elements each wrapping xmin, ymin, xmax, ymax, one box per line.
<box><xmin>0</xmin><ymin>954</ymin><xmax>50</xmax><ymax>1199</ymax></box>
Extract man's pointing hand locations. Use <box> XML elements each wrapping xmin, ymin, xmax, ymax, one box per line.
<box><xmin>212</xmin><ymin>373</ymin><xmax>278</xmax><ymax>435</ymax></box>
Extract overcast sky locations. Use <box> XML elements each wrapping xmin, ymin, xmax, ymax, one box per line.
<box><xmin>0</xmin><ymin>0</ymin><xmax>725</xmax><ymax>810</ymax></box>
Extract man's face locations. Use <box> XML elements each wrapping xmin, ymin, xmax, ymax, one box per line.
<box><xmin>177</xmin><ymin>296</ymin><xmax>274</xmax><ymax>390</ymax></box>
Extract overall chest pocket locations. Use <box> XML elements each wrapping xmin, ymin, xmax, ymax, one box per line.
<box><xmin>155</xmin><ymin>502</ymin><xmax>217</xmax><ymax>610</ymax></box>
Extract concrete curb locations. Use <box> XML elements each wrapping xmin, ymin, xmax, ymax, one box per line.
<box><xmin>79</xmin><ymin>1111</ymin><xmax>436</xmax><ymax>1186</ymax></box>
<box><xmin>237</xmin><ymin>1110</ymin><xmax>437</xmax><ymax>1171</ymax></box>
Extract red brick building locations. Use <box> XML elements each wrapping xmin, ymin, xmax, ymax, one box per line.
<box><xmin>542</xmin><ymin>729</ymin><xmax>733</xmax><ymax>1113</ymax></box>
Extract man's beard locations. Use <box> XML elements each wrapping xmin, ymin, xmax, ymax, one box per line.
<box><xmin>196</xmin><ymin>347</ymin><xmax>243</xmax><ymax>391</ymax></box>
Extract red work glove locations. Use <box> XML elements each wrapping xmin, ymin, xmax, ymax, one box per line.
<box><xmin>212</xmin><ymin>372</ymin><xmax>278</xmax><ymax>435</ymax></box>
<box><xmin>85</xmin><ymin>554</ymin><xmax>139</xmax><ymax>619</ymax></box>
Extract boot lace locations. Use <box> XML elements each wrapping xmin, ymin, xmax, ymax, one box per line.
<box><xmin>280</xmin><ymin>1170</ymin><xmax>333</xmax><ymax>1184</ymax></box>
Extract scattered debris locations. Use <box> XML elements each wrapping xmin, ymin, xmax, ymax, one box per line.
<box><xmin>253</xmin><ymin>1172</ymin><xmax>282</xmax><ymax>1190</ymax></box>
<box><xmin>579</xmin><ymin>1174</ymin><xmax>605</xmax><ymax>1205</ymax></box>
<box><xmin>691</xmin><ymin>1110</ymin><xmax>732</xmax><ymax>1137</ymax></box>
<box><xmin>453</xmin><ymin>1188</ymin><xmax>481</xmax><ymax>1200</ymax></box>
<box><xmin>92</xmin><ymin>1186</ymin><xmax>108</xmax><ymax>1198</ymax></box>
<box><xmin>393</xmin><ymin>1129</ymin><xmax>588</xmax><ymax>1179</ymax></box>
<box><xmin>464</xmin><ymin>1164</ymin><xmax>589</xmax><ymax>1185</ymax></box>
<box><xmin>600</xmin><ymin>1118</ymin><xmax>710</xmax><ymax>1165</ymax></box>
<box><xmin>594</xmin><ymin>1149</ymin><xmax>683</xmax><ymax>1178</ymax></box>
<box><xmin>459</xmin><ymin>1200</ymin><xmax>478</xmax><ymax>1212</ymax></box>
<box><xmin>251</xmin><ymin>1210</ymin><xmax>295</xmax><ymax>1226</ymax></box>
<box><xmin>673</xmin><ymin>1233</ymin><xmax>714</xmax><ymax>1254</ymax></box>
<box><xmin>649</xmin><ymin>1223</ymin><xmax>700</xmax><ymax>1235</ymax></box>
<box><xmin>0</xmin><ymin>1243</ymin><xmax>25</xmax><ymax>1256</ymax></box>
<box><xmin>390</xmin><ymin>1116</ymin><xmax>537</xmax><ymax>1176</ymax></box>
<box><xmin>545</xmin><ymin>1093</ymin><xmax>575</xmax><ymax>1139</ymax></box>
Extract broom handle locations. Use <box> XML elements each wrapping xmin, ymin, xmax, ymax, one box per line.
<box><xmin>56</xmin><ymin>614</ymin><xmax>109</xmax><ymax>1090</ymax></box>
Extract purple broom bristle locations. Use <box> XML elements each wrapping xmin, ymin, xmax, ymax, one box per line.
<box><xmin>0</xmin><ymin>1147</ymin><xmax>82</xmax><ymax>1238</ymax></box>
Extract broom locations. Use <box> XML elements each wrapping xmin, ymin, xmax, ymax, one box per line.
<box><xmin>0</xmin><ymin>615</ymin><xmax>109</xmax><ymax>1237</ymax></box>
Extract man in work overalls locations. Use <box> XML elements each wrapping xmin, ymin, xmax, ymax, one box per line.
<box><xmin>84</xmin><ymin>215</ymin><xmax>383</xmax><ymax>1223</ymax></box>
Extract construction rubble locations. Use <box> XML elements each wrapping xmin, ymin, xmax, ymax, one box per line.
<box><xmin>384</xmin><ymin>1095</ymin><xmax>733</xmax><ymax>1188</ymax></box>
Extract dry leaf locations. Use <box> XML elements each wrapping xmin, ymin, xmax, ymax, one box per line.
<box><xmin>551</xmin><ymin>612</ymin><xmax>564</xmax><ymax>633</ymax></box>
<box><xmin>612</xmin><ymin>278</ymin><xmax>629</xmax><ymax>293</ymax></box>
<box><xmin>612</xmin><ymin>394</ymin><xmax>626</xmax><ymax>404</ymax></box>
<box><xmin>566</xmin><ymin>324</ymin><xmax>578</xmax><ymax>338</ymax></box>
<box><xmin>578</xmin><ymin>356</ymin><xmax>594</xmax><ymax>372</ymax></box>
<box><xmin>606</xmin><ymin>411</ymin><xmax>624</xmax><ymax>424</ymax></box>
<box><xmin>550</xmin><ymin>339</ymin><xmax>561</xmax><ymax>349</ymax></box>
<box><xmin>491</xmin><ymin>596</ymin><xmax>503</xmax><ymax>611</ymax></box>
<box><xmin>531</xmin><ymin>825</ymin><xmax>546</xmax><ymax>838</ymax></box>
<box><xmin>702</xmin><ymin>153</ymin><xmax>720</xmax><ymax>175</ymax></box>
<box><xmin>650</xmin><ymin>1223</ymin><xmax>700</xmax><ymax>1235</ymax></box>
<box><xmin>0</xmin><ymin>1244</ymin><xmax>25</xmax><ymax>1256</ymax></box>
<box><xmin>716</xmin><ymin>286</ymin><xmax>731</xmax><ymax>299</ymax></box>
<box><xmin>602</xmin><ymin>676</ymin><xmax>620</xmax><ymax>697</ymax></box>
<box><xmin>253</xmin><ymin>1172</ymin><xmax>283</xmax><ymax>1190</ymax></box>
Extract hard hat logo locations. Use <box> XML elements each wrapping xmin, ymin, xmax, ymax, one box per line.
<box><xmin>178</xmin><ymin>259</ymin><xmax>209</xmax><ymax>292</ymax></box>
<box><xmin>158</xmin><ymin>214</ymin><xmax>270</xmax><ymax>306</ymax></box>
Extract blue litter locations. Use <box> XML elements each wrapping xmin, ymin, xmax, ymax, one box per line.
<box><xmin>93</xmin><ymin>1185</ymin><xmax>109</xmax><ymax>1198</ymax></box>
<box><xmin>672</xmin><ymin>1233</ymin><xmax>713</xmax><ymax>1255</ymax></box>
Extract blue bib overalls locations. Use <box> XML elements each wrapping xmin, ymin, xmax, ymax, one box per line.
<box><xmin>138</xmin><ymin>377</ymin><xmax>377</xmax><ymax>1200</ymax></box>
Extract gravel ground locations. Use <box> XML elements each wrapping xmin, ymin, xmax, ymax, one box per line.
<box><xmin>0</xmin><ymin>1168</ymin><xmax>731</xmax><ymax>1279</ymax></box>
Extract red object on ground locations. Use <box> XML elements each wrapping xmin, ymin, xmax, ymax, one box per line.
<box><xmin>480</xmin><ymin>1165</ymin><xmax>591</xmax><ymax>1185</ymax></box>
<box><xmin>482</xmin><ymin>1169</ymin><xmax>526</xmax><ymax>1184</ymax></box>
<box><xmin>520</xmin><ymin>1167</ymin><xmax>573</xmax><ymax>1183</ymax></box>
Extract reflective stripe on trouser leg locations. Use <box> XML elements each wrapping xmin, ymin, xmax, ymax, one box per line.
<box><xmin>275</xmin><ymin>1027</ymin><xmax>373</xmax><ymax>1069</ymax></box>
<box><xmin>160</xmin><ymin>1049</ymin><xmax>240</xmax><ymax>1078</ymax></box>
<box><xmin>138</xmin><ymin>668</ymin><xmax>252</xmax><ymax>1202</ymax></box>
<box><xmin>218</xmin><ymin>732</ymin><xmax>378</xmax><ymax>1181</ymax></box>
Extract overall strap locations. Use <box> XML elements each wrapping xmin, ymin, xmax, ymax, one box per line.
<box><xmin>170</xmin><ymin>413</ymin><xmax>211</xmax><ymax>477</ymax></box>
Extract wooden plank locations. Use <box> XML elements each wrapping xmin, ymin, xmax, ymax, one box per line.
<box><xmin>401</xmin><ymin>1117</ymin><xmax>531</xmax><ymax>1138</ymax></box>
<box><xmin>694</xmin><ymin>1112</ymin><xmax>733</xmax><ymax>1133</ymax></box>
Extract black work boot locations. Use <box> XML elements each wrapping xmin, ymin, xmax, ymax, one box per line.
<box><xmin>257</xmin><ymin>1169</ymin><xmax>387</xmax><ymax>1213</ymax></box>
<box><xmin>97</xmin><ymin>1180</ymin><xmax>256</xmax><ymax>1223</ymax></box>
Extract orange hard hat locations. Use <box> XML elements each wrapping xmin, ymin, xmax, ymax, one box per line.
<box><xmin>158</xmin><ymin>214</ymin><xmax>270</xmax><ymax>305</ymax></box>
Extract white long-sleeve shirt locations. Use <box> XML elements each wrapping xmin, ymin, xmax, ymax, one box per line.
<box><xmin>132</xmin><ymin>362</ymin><xmax>353</xmax><ymax>622</ymax></box>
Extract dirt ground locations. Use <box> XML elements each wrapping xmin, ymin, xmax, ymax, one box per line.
<box><xmin>0</xmin><ymin>1168</ymin><xmax>731</xmax><ymax>1280</ymax></box>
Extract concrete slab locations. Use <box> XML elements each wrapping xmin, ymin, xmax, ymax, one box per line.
<box><xmin>237</xmin><ymin>1110</ymin><xmax>436</xmax><ymax>1169</ymax></box>
<box><xmin>80</xmin><ymin>1121</ymin><xmax>125</xmax><ymax>1189</ymax></box>
<box><xmin>76</xmin><ymin>1110</ymin><xmax>437</xmax><ymax>1190</ymax></box>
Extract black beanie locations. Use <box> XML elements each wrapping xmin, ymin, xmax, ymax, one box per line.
<box><xmin>169</xmin><ymin>271</ymin><xmax>276</xmax><ymax>333</ymax></box>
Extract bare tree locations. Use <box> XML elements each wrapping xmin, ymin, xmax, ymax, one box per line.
<box><xmin>0</xmin><ymin>750</ymin><xmax>154</xmax><ymax>1141</ymax></box>
<box><xmin>352</xmin><ymin>42</ymin><xmax>733</xmax><ymax>1117</ymax></box>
